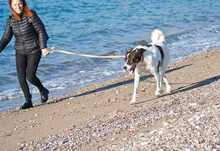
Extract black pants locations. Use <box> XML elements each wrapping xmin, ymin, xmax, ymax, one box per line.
<box><xmin>16</xmin><ymin>51</ymin><xmax>44</xmax><ymax>102</ymax></box>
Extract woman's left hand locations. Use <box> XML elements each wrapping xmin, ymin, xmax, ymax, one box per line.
<box><xmin>41</xmin><ymin>48</ymin><xmax>50</xmax><ymax>57</ymax></box>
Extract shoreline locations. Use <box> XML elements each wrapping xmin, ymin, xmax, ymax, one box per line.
<box><xmin>0</xmin><ymin>48</ymin><xmax>220</xmax><ymax>150</ymax></box>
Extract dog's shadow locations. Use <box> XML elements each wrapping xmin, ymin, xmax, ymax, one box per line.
<box><xmin>135</xmin><ymin>74</ymin><xmax>220</xmax><ymax>105</ymax></box>
<box><xmin>171</xmin><ymin>74</ymin><xmax>220</xmax><ymax>94</ymax></box>
<box><xmin>73</xmin><ymin>64</ymin><xmax>192</xmax><ymax>98</ymax></box>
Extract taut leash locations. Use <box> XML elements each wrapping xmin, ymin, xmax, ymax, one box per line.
<box><xmin>49</xmin><ymin>47</ymin><xmax>125</xmax><ymax>59</ymax></box>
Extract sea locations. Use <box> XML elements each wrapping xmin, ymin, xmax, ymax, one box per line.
<box><xmin>1</xmin><ymin>0</ymin><xmax>220</xmax><ymax>111</ymax></box>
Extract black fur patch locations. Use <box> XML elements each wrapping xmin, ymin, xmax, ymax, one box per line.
<box><xmin>155</xmin><ymin>45</ymin><xmax>164</xmax><ymax>73</ymax></box>
<box><xmin>156</xmin><ymin>45</ymin><xmax>164</xmax><ymax>62</ymax></box>
<box><xmin>125</xmin><ymin>47</ymin><xmax>146</xmax><ymax>72</ymax></box>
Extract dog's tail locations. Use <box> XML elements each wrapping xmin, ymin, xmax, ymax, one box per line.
<box><xmin>151</xmin><ymin>29</ymin><xmax>166</xmax><ymax>73</ymax></box>
<box><xmin>151</xmin><ymin>29</ymin><xmax>165</xmax><ymax>46</ymax></box>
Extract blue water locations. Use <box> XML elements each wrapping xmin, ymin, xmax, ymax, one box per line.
<box><xmin>1</xmin><ymin>0</ymin><xmax>220</xmax><ymax>111</ymax></box>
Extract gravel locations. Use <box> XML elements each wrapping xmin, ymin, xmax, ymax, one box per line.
<box><xmin>20</xmin><ymin>79</ymin><xmax>220</xmax><ymax>151</ymax></box>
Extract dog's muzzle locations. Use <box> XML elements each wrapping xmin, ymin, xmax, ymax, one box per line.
<box><xmin>123</xmin><ymin>64</ymin><xmax>136</xmax><ymax>73</ymax></box>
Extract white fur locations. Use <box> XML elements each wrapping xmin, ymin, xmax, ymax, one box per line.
<box><xmin>125</xmin><ymin>29</ymin><xmax>171</xmax><ymax>104</ymax></box>
<box><xmin>151</xmin><ymin>29</ymin><xmax>166</xmax><ymax>46</ymax></box>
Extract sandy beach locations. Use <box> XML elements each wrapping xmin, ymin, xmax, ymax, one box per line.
<box><xmin>0</xmin><ymin>48</ymin><xmax>220</xmax><ymax>151</ymax></box>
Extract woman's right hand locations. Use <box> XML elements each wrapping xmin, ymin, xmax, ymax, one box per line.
<box><xmin>41</xmin><ymin>48</ymin><xmax>50</xmax><ymax>57</ymax></box>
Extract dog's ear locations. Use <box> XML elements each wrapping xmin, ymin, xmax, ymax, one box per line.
<box><xmin>125</xmin><ymin>48</ymin><xmax>134</xmax><ymax>60</ymax></box>
<box><xmin>127</xmin><ymin>48</ymin><xmax>133</xmax><ymax>53</ymax></box>
<box><xmin>135</xmin><ymin>48</ymin><xmax>146</xmax><ymax>54</ymax></box>
<box><xmin>133</xmin><ymin>48</ymin><xmax>145</xmax><ymax>63</ymax></box>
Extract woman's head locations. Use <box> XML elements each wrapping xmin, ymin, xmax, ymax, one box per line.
<box><xmin>11</xmin><ymin>0</ymin><xmax>23</xmax><ymax>14</ymax></box>
<box><xmin>8</xmin><ymin>0</ymin><xmax>32</xmax><ymax>20</ymax></box>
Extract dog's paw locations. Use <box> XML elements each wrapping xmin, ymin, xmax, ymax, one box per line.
<box><xmin>166</xmin><ymin>86</ymin><xmax>171</xmax><ymax>94</ymax></box>
<box><xmin>159</xmin><ymin>89</ymin><xmax>164</xmax><ymax>94</ymax></box>
<box><xmin>155</xmin><ymin>90</ymin><xmax>162</xmax><ymax>97</ymax></box>
<box><xmin>129</xmin><ymin>99</ymin><xmax>136</xmax><ymax>105</ymax></box>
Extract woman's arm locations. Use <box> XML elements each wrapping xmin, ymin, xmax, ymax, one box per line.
<box><xmin>31</xmin><ymin>10</ymin><xmax>49</xmax><ymax>49</ymax></box>
<box><xmin>0</xmin><ymin>18</ymin><xmax>13</xmax><ymax>53</ymax></box>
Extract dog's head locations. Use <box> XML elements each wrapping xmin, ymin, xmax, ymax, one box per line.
<box><xmin>123</xmin><ymin>47</ymin><xmax>145</xmax><ymax>73</ymax></box>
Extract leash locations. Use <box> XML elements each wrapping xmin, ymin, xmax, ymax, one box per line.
<box><xmin>49</xmin><ymin>47</ymin><xmax>125</xmax><ymax>59</ymax></box>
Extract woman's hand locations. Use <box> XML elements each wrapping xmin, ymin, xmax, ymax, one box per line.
<box><xmin>41</xmin><ymin>48</ymin><xmax>49</xmax><ymax>57</ymax></box>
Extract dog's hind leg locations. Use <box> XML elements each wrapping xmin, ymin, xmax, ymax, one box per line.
<box><xmin>163</xmin><ymin>76</ymin><xmax>171</xmax><ymax>94</ymax></box>
<box><xmin>130</xmin><ymin>68</ymin><xmax>140</xmax><ymax>104</ymax></box>
<box><xmin>159</xmin><ymin>69</ymin><xmax>164</xmax><ymax>91</ymax></box>
<box><xmin>152</xmin><ymin>69</ymin><xmax>162</xmax><ymax>96</ymax></box>
<box><xmin>159</xmin><ymin>67</ymin><xmax>166</xmax><ymax>93</ymax></box>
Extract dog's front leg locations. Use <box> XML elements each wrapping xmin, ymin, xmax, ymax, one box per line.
<box><xmin>130</xmin><ymin>68</ymin><xmax>140</xmax><ymax>104</ymax></box>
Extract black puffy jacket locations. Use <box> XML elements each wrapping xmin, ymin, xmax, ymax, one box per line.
<box><xmin>0</xmin><ymin>10</ymin><xmax>48</xmax><ymax>54</ymax></box>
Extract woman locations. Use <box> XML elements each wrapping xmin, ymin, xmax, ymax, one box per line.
<box><xmin>0</xmin><ymin>0</ymin><xmax>49</xmax><ymax>109</ymax></box>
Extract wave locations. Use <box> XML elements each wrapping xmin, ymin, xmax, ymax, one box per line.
<box><xmin>166</xmin><ymin>25</ymin><xmax>220</xmax><ymax>58</ymax></box>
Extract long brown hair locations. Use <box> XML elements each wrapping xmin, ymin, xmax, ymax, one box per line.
<box><xmin>8</xmin><ymin>0</ymin><xmax>32</xmax><ymax>20</ymax></box>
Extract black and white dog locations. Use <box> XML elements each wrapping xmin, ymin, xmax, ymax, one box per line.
<box><xmin>124</xmin><ymin>29</ymin><xmax>171</xmax><ymax>104</ymax></box>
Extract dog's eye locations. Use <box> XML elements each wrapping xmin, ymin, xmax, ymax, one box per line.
<box><xmin>127</xmin><ymin>48</ymin><xmax>133</xmax><ymax>52</ymax></box>
<box><xmin>134</xmin><ymin>58</ymin><xmax>140</xmax><ymax>63</ymax></box>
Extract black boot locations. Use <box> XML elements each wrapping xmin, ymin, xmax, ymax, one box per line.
<box><xmin>20</xmin><ymin>101</ymin><xmax>33</xmax><ymax>110</ymax></box>
<box><xmin>40</xmin><ymin>87</ymin><xmax>49</xmax><ymax>103</ymax></box>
